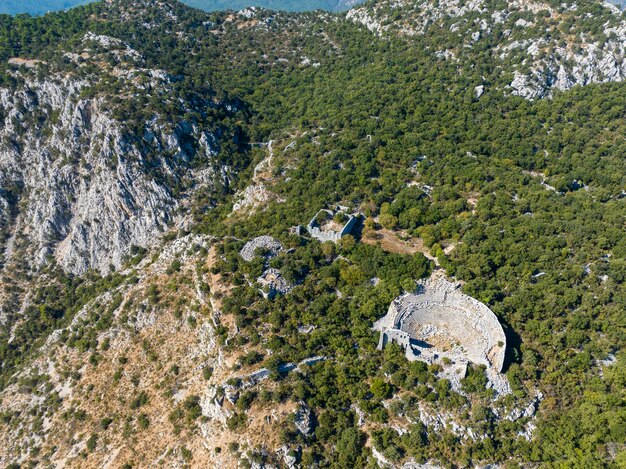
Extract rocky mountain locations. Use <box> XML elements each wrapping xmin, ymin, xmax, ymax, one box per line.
<box><xmin>0</xmin><ymin>0</ymin><xmax>364</xmax><ymax>15</ymax></box>
<box><xmin>0</xmin><ymin>0</ymin><xmax>625</xmax><ymax>468</ymax></box>
<box><xmin>348</xmin><ymin>0</ymin><xmax>626</xmax><ymax>98</ymax></box>
<box><xmin>0</xmin><ymin>31</ymin><xmax>243</xmax><ymax>275</ymax></box>
<box><xmin>185</xmin><ymin>0</ymin><xmax>364</xmax><ymax>12</ymax></box>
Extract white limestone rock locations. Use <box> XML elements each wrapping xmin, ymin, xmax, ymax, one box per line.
<box><xmin>0</xmin><ymin>73</ymin><xmax>227</xmax><ymax>275</ymax></box>
<box><xmin>294</xmin><ymin>402</ymin><xmax>314</xmax><ymax>436</ymax></box>
<box><xmin>348</xmin><ymin>0</ymin><xmax>626</xmax><ymax>100</ymax></box>
<box><xmin>200</xmin><ymin>386</ymin><xmax>231</xmax><ymax>424</ymax></box>
<box><xmin>277</xmin><ymin>445</ymin><xmax>301</xmax><ymax>469</ymax></box>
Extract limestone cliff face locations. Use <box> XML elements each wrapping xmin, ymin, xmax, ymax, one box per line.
<box><xmin>0</xmin><ymin>61</ymin><xmax>231</xmax><ymax>275</ymax></box>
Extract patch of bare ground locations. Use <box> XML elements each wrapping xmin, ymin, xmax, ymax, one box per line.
<box><xmin>8</xmin><ymin>58</ymin><xmax>45</xmax><ymax>68</ymax></box>
<box><xmin>0</xmin><ymin>239</ymin><xmax>294</xmax><ymax>468</ymax></box>
<box><xmin>443</xmin><ymin>242</ymin><xmax>457</xmax><ymax>255</ymax></box>
<box><xmin>362</xmin><ymin>228</ymin><xmax>439</xmax><ymax>264</ymax></box>
<box><xmin>320</xmin><ymin>219</ymin><xmax>344</xmax><ymax>232</ymax></box>
<box><xmin>237</xmin><ymin>19</ymin><xmax>260</xmax><ymax>29</ymax></box>
<box><xmin>465</xmin><ymin>192</ymin><xmax>480</xmax><ymax>210</ymax></box>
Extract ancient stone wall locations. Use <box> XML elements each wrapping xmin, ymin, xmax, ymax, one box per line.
<box><xmin>239</xmin><ymin>236</ymin><xmax>283</xmax><ymax>262</ymax></box>
<box><xmin>306</xmin><ymin>207</ymin><xmax>357</xmax><ymax>243</ymax></box>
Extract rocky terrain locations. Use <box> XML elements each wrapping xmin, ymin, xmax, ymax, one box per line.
<box><xmin>1</xmin><ymin>0</ymin><xmax>365</xmax><ymax>15</ymax></box>
<box><xmin>7</xmin><ymin>0</ymin><xmax>624</xmax><ymax>276</ymax></box>
<box><xmin>0</xmin><ymin>0</ymin><xmax>625</xmax><ymax>467</ymax></box>
<box><xmin>347</xmin><ymin>0</ymin><xmax>626</xmax><ymax>98</ymax></box>
<box><xmin>0</xmin><ymin>232</ymin><xmax>291</xmax><ymax>467</ymax></box>
<box><xmin>0</xmin><ymin>31</ymin><xmax>241</xmax><ymax>275</ymax></box>
<box><xmin>0</xmin><ymin>229</ymin><xmax>544</xmax><ymax>468</ymax></box>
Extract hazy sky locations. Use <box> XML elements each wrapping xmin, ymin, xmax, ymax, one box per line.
<box><xmin>0</xmin><ymin>0</ymin><xmax>359</xmax><ymax>16</ymax></box>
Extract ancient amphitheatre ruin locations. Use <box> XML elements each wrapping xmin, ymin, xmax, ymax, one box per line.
<box><xmin>375</xmin><ymin>274</ymin><xmax>510</xmax><ymax>394</ymax></box>
<box><xmin>239</xmin><ymin>221</ymin><xmax>511</xmax><ymax>393</ymax></box>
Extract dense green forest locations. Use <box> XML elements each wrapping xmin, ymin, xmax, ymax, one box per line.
<box><xmin>0</xmin><ymin>0</ymin><xmax>625</xmax><ymax>467</ymax></box>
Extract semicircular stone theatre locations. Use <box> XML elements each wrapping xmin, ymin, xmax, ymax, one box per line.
<box><xmin>374</xmin><ymin>275</ymin><xmax>511</xmax><ymax>395</ymax></box>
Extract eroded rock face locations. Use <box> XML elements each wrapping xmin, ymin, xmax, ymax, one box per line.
<box><xmin>294</xmin><ymin>402</ymin><xmax>314</xmax><ymax>436</ymax></box>
<box><xmin>0</xmin><ymin>72</ymin><xmax>228</xmax><ymax>275</ymax></box>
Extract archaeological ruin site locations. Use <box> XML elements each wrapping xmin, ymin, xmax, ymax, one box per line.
<box><xmin>239</xmin><ymin>226</ymin><xmax>511</xmax><ymax>394</ymax></box>
<box><xmin>306</xmin><ymin>206</ymin><xmax>358</xmax><ymax>243</ymax></box>
<box><xmin>239</xmin><ymin>236</ymin><xmax>293</xmax><ymax>299</ymax></box>
<box><xmin>239</xmin><ymin>235</ymin><xmax>283</xmax><ymax>262</ymax></box>
<box><xmin>375</xmin><ymin>276</ymin><xmax>511</xmax><ymax>394</ymax></box>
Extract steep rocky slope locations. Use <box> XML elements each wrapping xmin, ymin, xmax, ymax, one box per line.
<box><xmin>0</xmin><ymin>31</ymin><xmax>243</xmax><ymax>275</ymax></box>
<box><xmin>0</xmin><ymin>226</ymin><xmax>543</xmax><ymax>468</ymax></box>
<box><xmin>0</xmin><ymin>234</ymin><xmax>243</xmax><ymax>467</ymax></box>
<box><xmin>185</xmin><ymin>0</ymin><xmax>364</xmax><ymax>12</ymax></box>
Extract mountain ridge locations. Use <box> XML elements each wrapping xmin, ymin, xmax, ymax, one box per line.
<box><xmin>347</xmin><ymin>0</ymin><xmax>626</xmax><ymax>98</ymax></box>
<box><xmin>0</xmin><ymin>0</ymin><xmax>625</xmax><ymax>467</ymax></box>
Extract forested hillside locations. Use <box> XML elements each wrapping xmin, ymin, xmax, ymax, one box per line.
<box><xmin>185</xmin><ymin>0</ymin><xmax>362</xmax><ymax>12</ymax></box>
<box><xmin>0</xmin><ymin>0</ymin><xmax>624</xmax><ymax>467</ymax></box>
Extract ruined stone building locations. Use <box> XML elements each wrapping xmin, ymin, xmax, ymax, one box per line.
<box><xmin>306</xmin><ymin>206</ymin><xmax>358</xmax><ymax>243</ymax></box>
<box><xmin>256</xmin><ymin>268</ymin><xmax>292</xmax><ymax>299</ymax></box>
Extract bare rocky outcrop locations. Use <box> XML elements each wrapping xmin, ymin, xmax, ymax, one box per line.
<box><xmin>294</xmin><ymin>402</ymin><xmax>314</xmax><ymax>436</ymax></box>
<box><xmin>347</xmin><ymin>0</ymin><xmax>626</xmax><ymax>99</ymax></box>
<box><xmin>277</xmin><ymin>445</ymin><xmax>301</xmax><ymax>469</ymax></box>
<box><xmin>232</xmin><ymin>140</ymin><xmax>284</xmax><ymax>214</ymax></box>
<box><xmin>0</xmin><ymin>43</ymin><xmax>236</xmax><ymax>275</ymax></box>
<box><xmin>232</xmin><ymin>183</ymin><xmax>276</xmax><ymax>213</ymax></box>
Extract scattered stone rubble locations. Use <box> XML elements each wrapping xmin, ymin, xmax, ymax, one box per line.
<box><xmin>294</xmin><ymin>402</ymin><xmax>314</xmax><ymax>436</ymax></box>
<box><xmin>375</xmin><ymin>276</ymin><xmax>510</xmax><ymax>395</ymax></box>
<box><xmin>232</xmin><ymin>183</ymin><xmax>276</xmax><ymax>213</ymax></box>
<box><xmin>297</xmin><ymin>324</ymin><xmax>315</xmax><ymax>334</ymax></box>
<box><xmin>256</xmin><ymin>268</ymin><xmax>292</xmax><ymax>299</ymax></box>
<box><xmin>277</xmin><ymin>445</ymin><xmax>301</xmax><ymax>469</ymax></box>
<box><xmin>222</xmin><ymin>356</ymin><xmax>328</xmax><ymax>404</ymax></box>
<box><xmin>239</xmin><ymin>236</ymin><xmax>283</xmax><ymax>262</ymax></box>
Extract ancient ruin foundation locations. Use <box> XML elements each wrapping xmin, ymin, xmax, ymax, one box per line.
<box><xmin>256</xmin><ymin>268</ymin><xmax>292</xmax><ymax>299</ymax></box>
<box><xmin>306</xmin><ymin>206</ymin><xmax>358</xmax><ymax>243</ymax></box>
<box><xmin>375</xmin><ymin>276</ymin><xmax>510</xmax><ymax>394</ymax></box>
<box><xmin>239</xmin><ymin>236</ymin><xmax>283</xmax><ymax>262</ymax></box>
